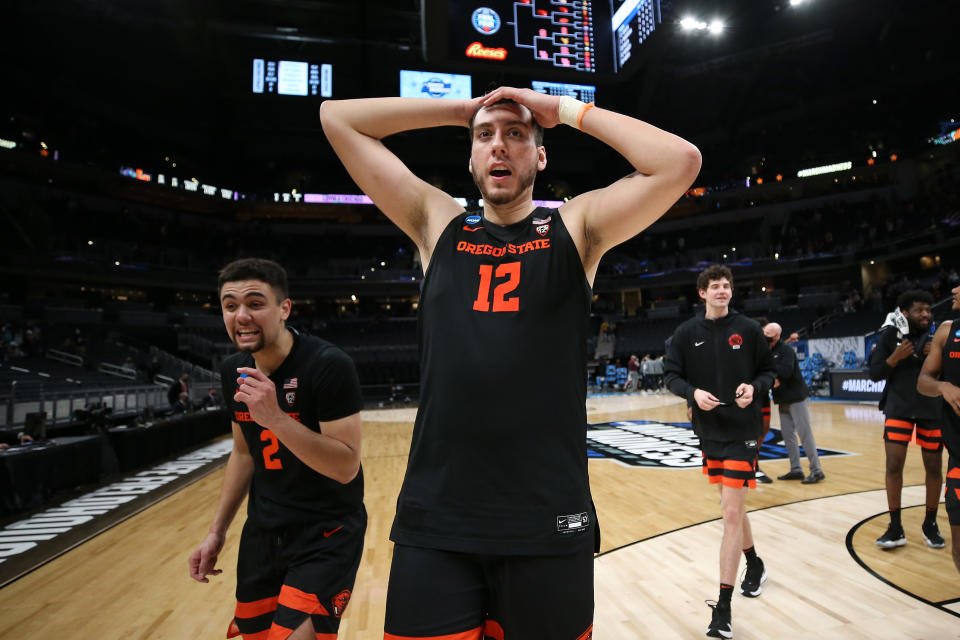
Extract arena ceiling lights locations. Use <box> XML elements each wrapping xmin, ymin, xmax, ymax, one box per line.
<box><xmin>796</xmin><ymin>161</ymin><xmax>852</xmax><ymax>178</ymax></box>
<box><xmin>679</xmin><ymin>16</ymin><xmax>724</xmax><ymax>35</ymax></box>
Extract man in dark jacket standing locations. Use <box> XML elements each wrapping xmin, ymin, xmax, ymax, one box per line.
<box><xmin>868</xmin><ymin>289</ymin><xmax>945</xmax><ymax>549</ymax></box>
<box><xmin>665</xmin><ymin>264</ymin><xmax>776</xmax><ymax>639</ymax></box>
<box><xmin>763</xmin><ymin>322</ymin><xmax>824</xmax><ymax>484</ymax></box>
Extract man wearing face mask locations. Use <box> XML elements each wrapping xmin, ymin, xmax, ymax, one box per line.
<box><xmin>869</xmin><ymin>289</ymin><xmax>944</xmax><ymax>549</ymax></box>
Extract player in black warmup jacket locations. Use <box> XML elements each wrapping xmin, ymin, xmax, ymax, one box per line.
<box><xmin>918</xmin><ymin>282</ymin><xmax>960</xmax><ymax>574</ymax></box>
<box><xmin>868</xmin><ymin>290</ymin><xmax>944</xmax><ymax>549</ymax></box>
<box><xmin>665</xmin><ymin>265</ymin><xmax>775</xmax><ymax>639</ymax></box>
<box><xmin>321</xmin><ymin>88</ymin><xmax>701</xmax><ymax>639</ymax></box>
<box><xmin>188</xmin><ymin>259</ymin><xmax>365</xmax><ymax>640</ymax></box>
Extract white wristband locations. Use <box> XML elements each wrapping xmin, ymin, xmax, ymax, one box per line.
<box><xmin>558</xmin><ymin>96</ymin><xmax>586</xmax><ymax>129</ymax></box>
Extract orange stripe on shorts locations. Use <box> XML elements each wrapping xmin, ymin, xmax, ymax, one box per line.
<box><xmin>278</xmin><ymin>585</ymin><xmax>330</xmax><ymax>616</ymax></box>
<box><xmin>576</xmin><ymin>623</ymin><xmax>594</xmax><ymax>640</ymax></box>
<box><xmin>886</xmin><ymin>431</ymin><xmax>911</xmax><ymax>441</ymax></box>
<box><xmin>483</xmin><ymin>620</ymin><xmax>504</xmax><ymax>640</ymax></box>
<box><xmin>236</xmin><ymin>596</ymin><xmax>279</xmax><ymax>620</ymax></box>
<box><xmin>384</xmin><ymin>627</ymin><xmax>483</xmax><ymax>640</ymax></box>
<box><xmin>947</xmin><ymin>467</ymin><xmax>960</xmax><ymax>479</ymax></box>
<box><xmin>241</xmin><ymin>630</ymin><xmax>271</xmax><ymax>640</ymax></box>
<box><xmin>884</xmin><ymin>418</ymin><xmax>914</xmax><ymax>429</ymax></box>
<box><xmin>916</xmin><ymin>427</ymin><xmax>942</xmax><ymax>438</ymax></box>
<box><xmin>723</xmin><ymin>460</ymin><xmax>755</xmax><ymax>473</ymax></box>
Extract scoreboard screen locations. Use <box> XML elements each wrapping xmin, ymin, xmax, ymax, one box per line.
<box><xmin>400</xmin><ymin>70</ymin><xmax>473</xmax><ymax>99</ymax></box>
<box><xmin>611</xmin><ymin>0</ymin><xmax>661</xmax><ymax>70</ymax></box>
<box><xmin>423</xmin><ymin>0</ymin><xmax>617</xmax><ymax>75</ymax></box>
<box><xmin>252</xmin><ymin>59</ymin><xmax>333</xmax><ymax>97</ymax></box>
<box><xmin>531</xmin><ymin>80</ymin><xmax>596</xmax><ymax>103</ymax></box>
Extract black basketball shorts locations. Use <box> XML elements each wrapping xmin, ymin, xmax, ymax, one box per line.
<box><xmin>383</xmin><ymin>544</ymin><xmax>594</xmax><ymax>640</ymax></box>
<box><xmin>701</xmin><ymin>438</ymin><xmax>759</xmax><ymax>489</ymax></box>
<box><xmin>230</xmin><ymin>507</ymin><xmax>366</xmax><ymax>640</ymax></box>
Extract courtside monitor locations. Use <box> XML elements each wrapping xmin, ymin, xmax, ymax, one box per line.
<box><xmin>252</xmin><ymin>59</ymin><xmax>333</xmax><ymax>97</ymax></box>
<box><xmin>531</xmin><ymin>80</ymin><xmax>596</xmax><ymax>103</ymax></box>
<box><xmin>400</xmin><ymin>70</ymin><xmax>473</xmax><ymax>99</ymax></box>
<box><xmin>422</xmin><ymin>0</ymin><xmax>617</xmax><ymax>75</ymax></box>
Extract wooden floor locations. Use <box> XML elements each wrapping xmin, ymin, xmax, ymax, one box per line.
<box><xmin>1</xmin><ymin>395</ymin><xmax>958</xmax><ymax>639</ymax></box>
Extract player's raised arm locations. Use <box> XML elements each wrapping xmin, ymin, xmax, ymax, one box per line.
<box><xmin>319</xmin><ymin>97</ymin><xmax>481</xmax><ymax>262</ymax></box>
<box><xmin>477</xmin><ymin>87</ymin><xmax>702</xmax><ymax>279</ymax></box>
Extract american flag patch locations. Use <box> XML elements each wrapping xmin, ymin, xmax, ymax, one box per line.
<box><xmin>283</xmin><ymin>378</ymin><xmax>298</xmax><ymax>389</ymax></box>
<box><xmin>532</xmin><ymin>216</ymin><xmax>552</xmax><ymax>225</ymax></box>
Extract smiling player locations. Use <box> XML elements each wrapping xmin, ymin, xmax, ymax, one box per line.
<box><xmin>188</xmin><ymin>258</ymin><xmax>365</xmax><ymax>640</ymax></box>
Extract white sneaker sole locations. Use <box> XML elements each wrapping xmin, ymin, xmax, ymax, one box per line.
<box><xmin>875</xmin><ymin>537</ymin><xmax>906</xmax><ymax>548</ymax></box>
<box><xmin>922</xmin><ymin>534</ymin><xmax>946</xmax><ymax>549</ymax></box>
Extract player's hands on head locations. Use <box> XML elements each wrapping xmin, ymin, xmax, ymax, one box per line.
<box><xmin>188</xmin><ymin>532</ymin><xmax>225</xmax><ymax>583</ymax></box>
<box><xmin>693</xmin><ymin>388</ymin><xmax>721</xmax><ymax>411</ymax></box>
<box><xmin>734</xmin><ymin>383</ymin><xmax>754</xmax><ymax>408</ymax></box>
<box><xmin>235</xmin><ymin>367</ymin><xmax>283</xmax><ymax>427</ymax></box>
<box><xmin>480</xmin><ymin>87</ymin><xmax>561</xmax><ymax>129</ymax></box>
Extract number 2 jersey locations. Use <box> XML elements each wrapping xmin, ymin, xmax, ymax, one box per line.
<box><xmin>221</xmin><ymin>329</ymin><xmax>364</xmax><ymax>529</ymax></box>
<box><xmin>390</xmin><ymin>207</ymin><xmax>597</xmax><ymax>556</ymax></box>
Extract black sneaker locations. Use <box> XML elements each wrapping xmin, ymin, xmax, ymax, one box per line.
<box><xmin>922</xmin><ymin>522</ymin><xmax>946</xmax><ymax>548</ymax></box>
<box><xmin>705</xmin><ymin>600</ymin><xmax>733</xmax><ymax>638</ymax></box>
<box><xmin>739</xmin><ymin>557</ymin><xmax>767</xmax><ymax>597</ymax></box>
<box><xmin>777</xmin><ymin>470</ymin><xmax>804</xmax><ymax>480</ymax></box>
<box><xmin>755</xmin><ymin>467</ymin><xmax>773</xmax><ymax>484</ymax></box>
<box><xmin>875</xmin><ymin>525</ymin><xmax>906</xmax><ymax>548</ymax></box>
<box><xmin>801</xmin><ymin>470</ymin><xmax>826</xmax><ymax>484</ymax></box>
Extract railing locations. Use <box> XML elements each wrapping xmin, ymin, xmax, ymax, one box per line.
<box><xmin>0</xmin><ymin>382</ymin><xmax>168</xmax><ymax>429</ymax></box>
<box><xmin>46</xmin><ymin>348</ymin><xmax>83</xmax><ymax>367</ymax></box>
<box><xmin>98</xmin><ymin>362</ymin><xmax>138</xmax><ymax>380</ymax></box>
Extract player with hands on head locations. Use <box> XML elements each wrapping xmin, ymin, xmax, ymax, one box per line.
<box><xmin>321</xmin><ymin>84</ymin><xmax>700</xmax><ymax>639</ymax></box>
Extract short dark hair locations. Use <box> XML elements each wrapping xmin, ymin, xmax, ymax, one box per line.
<box><xmin>897</xmin><ymin>289</ymin><xmax>933</xmax><ymax>312</ymax></box>
<box><xmin>217</xmin><ymin>258</ymin><xmax>289</xmax><ymax>301</ymax></box>
<box><xmin>469</xmin><ymin>97</ymin><xmax>545</xmax><ymax>147</ymax></box>
<box><xmin>697</xmin><ymin>265</ymin><xmax>733</xmax><ymax>292</ymax></box>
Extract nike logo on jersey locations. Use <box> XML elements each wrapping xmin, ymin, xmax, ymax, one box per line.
<box><xmin>323</xmin><ymin>526</ymin><xmax>343</xmax><ymax>537</ymax></box>
<box><xmin>695</xmin><ymin>341</ymin><xmax>705</xmax><ymax>347</ymax></box>
<box><xmin>462</xmin><ymin>225</ymin><xmax>485</xmax><ymax>232</ymax></box>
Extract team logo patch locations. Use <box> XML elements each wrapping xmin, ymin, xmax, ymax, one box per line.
<box><xmin>728</xmin><ymin>334</ymin><xmax>743</xmax><ymax>349</ymax></box>
<box><xmin>332</xmin><ymin>589</ymin><xmax>352</xmax><ymax>617</ymax></box>
<box><xmin>586</xmin><ymin>421</ymin><xmax>854</xmax><ymax>468</ymax></box>
<box><xmin>556</xmin><ymin>512</ymin><xmax>589</xmax><ymax>533</ymax></box>
<box><xmin>285</xmin><ymin>391</ymin><xmax>296</xmax><ymax>406</ymax></box>
<box><xmin>745</xmin><ymin>439</ymin><xmax>758</xmax><ymax>449</ymax></box>
<box><xmin>283</xmin><ymin>377</ymin><xmax>298</xmax><ymax>389</ymax></box>
<box><xmin>471</xmin><ymin>7</ymin><xmax>501</xmax><ymax>34</ymax></box>
<box><xmin>465</xmin><ymin>214</ymin><xmax>482</xmax><ymax>225</ymax></box>
<box><xmin>535</xmin><ymin>224</ymin><xmax>550</xmax><ymax>236</ymax></box>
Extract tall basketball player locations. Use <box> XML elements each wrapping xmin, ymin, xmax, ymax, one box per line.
<box><xmin>321</xmin><ymin>87</ymin><xmax>700</xmax><ymax>638</ymax></box>
<box><xmin>917</xmin><ymin>283</ymin><xmax>960</xmax><ymax>574</ymax></box>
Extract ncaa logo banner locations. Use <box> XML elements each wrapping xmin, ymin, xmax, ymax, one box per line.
<box><xmin>586</xmin><ymin>420</ymin><xmax>854</xmax><ymax>468</ymax></box>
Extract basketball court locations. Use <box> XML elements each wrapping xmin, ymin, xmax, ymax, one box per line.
<box><xmin>0</xmin><ymin>394</ymin><xmax>956</xmax><ymax>638</ymax></box>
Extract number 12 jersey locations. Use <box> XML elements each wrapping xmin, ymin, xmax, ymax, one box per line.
<box><xmin>390</xmin><ymin>208</ymin><xmax>597</xmax><ymax>556</ymax></box>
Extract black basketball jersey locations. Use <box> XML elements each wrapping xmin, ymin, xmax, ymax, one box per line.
<box><xmin>221</xmin><ymin>330</ymin><xmax>364</xmax><ymax>529</ymax></box>
<box><xmin>390</xmin><ymin>208</ymin><xmax>596</xmax><ymax>556</ymax></box>
<box><xmin>938</xmin><ymin>319</ymin><xmax>960</xmax><ymax>459</ymax></box>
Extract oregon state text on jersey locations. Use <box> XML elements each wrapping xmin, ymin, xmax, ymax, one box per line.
<box><xmin>390</xmin><ymin>208</ymin><xmax>597</xmax><ymax>556</ymax></box>
<box><xmin>221</xmin><ymin>330</ymin><xmax>364</xmax><ymax>528</ymax></box>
